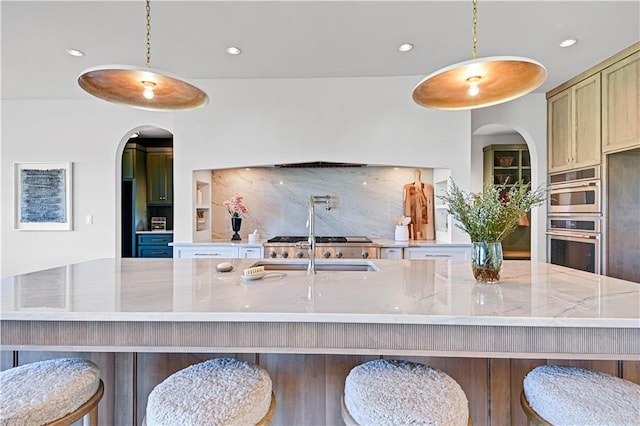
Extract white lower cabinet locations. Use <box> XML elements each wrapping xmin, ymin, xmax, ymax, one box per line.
<box><xmin>404</xmin><ymin>246</ymin><xmax>471</xmax><ymax>260</ymax></box>
<box><xmin>173</xmin><ymin>246</ymin><xmax>239</xmax><ymax>259</ymax></box>
<box><xmin>238</xmin><ymin>247</ymin><xmax>264</xmax><ymax>259</ymax></box>
<box><xmin>379</xmin><ymin>247</ymin><xmax>404</xmax><ymax>259</ymax></box>
<box><xmin>173</xmin><ymin>244</ymin><xmax>264</xmax><ymax>259</ymax></box>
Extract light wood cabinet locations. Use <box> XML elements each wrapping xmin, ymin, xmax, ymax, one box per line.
<box><xmin>602</xmin><ymin>51</ymin><xmax>640</xmax><ymax>153</ymax></box>
<box><xmin>146</xmin><ymin>148</ymin><xmax>173</xmax><ymax>205</ymax></box>
<box><xmin>548</xmin><ymin>74</ymin><xmax>601</xmax><ymax>173</ymax></box>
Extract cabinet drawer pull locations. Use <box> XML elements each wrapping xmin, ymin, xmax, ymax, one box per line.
<box><xmin>424</xmin><ymin>254</ymin><xmax>452</xmax><ymax>258</ymax></box>
<box><xmin>195</xmin><ymin>253</ymin><xmax>221</xmax><ymax>256</ymax></box>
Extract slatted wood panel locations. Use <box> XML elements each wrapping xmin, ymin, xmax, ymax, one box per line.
<box><xmin>259</xmin><ymin>354</ymin><xmax>378</xmax><ymax>426</ymax></box>
<box><xmin>490</xmin><ymin>359</ymin><xmax>511</xmax><ymax>426</ymax></box>
<box><xmin>0</xmin><ymin>350</ymin><xmax>14</xmax><ymax>370</ymax></box>
<box><xmin>623</xmin><ymin>360</ymin><xmax>640</xmax><ymax>383</ymax></box>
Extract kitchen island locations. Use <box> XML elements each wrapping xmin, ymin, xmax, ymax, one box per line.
<box><xmin>1</xmin><ymin>258</ymin><xmax>638</xmax><ymax>425</ymax></box>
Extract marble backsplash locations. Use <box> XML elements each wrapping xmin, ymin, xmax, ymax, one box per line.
<box><xmin>211</xmin><ymin>166</ymin><xmax>434</xmax><ymax>240</ymax></box>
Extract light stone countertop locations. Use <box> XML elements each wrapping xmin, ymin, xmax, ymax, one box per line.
<box><xmin>1</xmin><ymin>257</ymin><xmax>637</xmax><ymax>327</ymax></box>
<box><xmin>136</xmin><ymin>230</ymin><xmax>174</xmax><ymax>234</ymax></box>
<box><xmin>170</xmin><ymin>240</ymin><xmax>265</xmax><ymax>247</ymax></box>
<box><xmin>170</xmin><ymin>239</ymin><xmax>470</xmax><ymax>248</ymax></box>
<box><xmin>1</xmin><ymin>258</ymin><xmax>638</xmax><ymax>358</ymax></box>
<box><xmin>373</xmin><ymin>239</ymin><xmax>472</xmax><ymax>248</ymax></box>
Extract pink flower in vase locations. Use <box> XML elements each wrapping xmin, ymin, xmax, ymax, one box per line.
<box><xmin>223</xmin><ymin>194</ymin><xmax>249</xmax><ymax>218</ymax></box>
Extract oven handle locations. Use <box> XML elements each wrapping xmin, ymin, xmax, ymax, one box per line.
<box><xmin>549</xmin><ymin>180</ymin><xmax>599</xmax><ymax>191</ymax></box>
<box><xmin>545</xmin><ymin>231</ymin><xmax>600</xmax><ymax>240</ymax></box>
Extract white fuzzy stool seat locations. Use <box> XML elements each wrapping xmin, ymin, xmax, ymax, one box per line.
<box><xmin>145</xmin><ymin>358</ymin><xmax>275</xmax><ymax>426</ymax></box>
<box><xmin>0</xmin><ymin>357</ymin><xmax>103</xmax><ymax>426</ymax></box>
<box><xmin>342</xmin><ymin>359</ymin><xmax>470</xmax><ymax>426</ymax></box>
<box><xmin>522</xmin><ymin>364</ymin><xmax>640</xmax><ymax>426</ymax></box>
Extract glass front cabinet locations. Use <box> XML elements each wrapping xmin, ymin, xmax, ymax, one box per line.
<box><xmin>483</xmin><ymin>144</ymin><xmax>532</xmax><ymax>260</ymax></box>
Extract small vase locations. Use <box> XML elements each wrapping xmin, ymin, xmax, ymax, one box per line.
<box><xmin>471</xmin><ymin>242</ymin><xmax>503</xmax><ymax>283</ymax></box>
<box><xmin>231</xmin><ymin>217</ymin><xmax>242</xmax><ymax>241</ymax></box>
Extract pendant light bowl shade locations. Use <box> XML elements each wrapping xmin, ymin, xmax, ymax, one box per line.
<box><xmin>78</xmin><ymin>65</ymin><xmax>209</xmax><ymax>112</ymax></box>
<box><xmin>412</xmin><ymin>56</ymin><xmax>547</xmax><ymax>110</ymax></box>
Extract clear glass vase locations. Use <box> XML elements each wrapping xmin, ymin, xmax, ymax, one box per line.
<box><xmin>471</xmin><ymin>242</ymin><xmax>503</xmax><ymax>283</ymax></box>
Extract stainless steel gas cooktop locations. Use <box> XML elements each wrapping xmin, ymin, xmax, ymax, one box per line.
<box><xmin>264</xmin><ymin>236</ymin><xmax>377</xmax><ymax>259</ymax></box>
<box><xmin>266</xmin><ymin>236</ymin><xmax>372</xmax><ymax>244</ymax></box>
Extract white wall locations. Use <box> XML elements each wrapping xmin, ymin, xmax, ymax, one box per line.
<box><xmin>171</xmin><ymin>76</ymin><xmax>472</xmax><ymax>245</ymax></box>
<box><xmin>1</xmin><ymin>100</ymin><xmax>174</xmax><ymax>276</ymax></box>
<box><xmin>2</xmin><ymin>76</ymin><xmax>548</xmax><ymax>277</ymax></box>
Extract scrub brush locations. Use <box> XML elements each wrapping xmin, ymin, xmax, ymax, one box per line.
<box><xmin>241</xmin><ymin>266</ymin><xmax>286</xmax><ymax>281</ymax></box>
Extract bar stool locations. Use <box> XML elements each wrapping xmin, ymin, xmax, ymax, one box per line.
<box><xmin>0</xmin><ymin>357</ymin><xmax>103</xmax><ymax>426</ymax></box>
<box><xmin>342</xmin><ymin>359</ymin><xmax>471</xmax><ymax>426</ymax></box>
<box><xmin>521</xmin><ymin>364</ymin><xmax>640</xmax><ymax>425</ymax></box>
<box><xmin>144</xmin><ymin>358</ymin><xmax>275</xmax><ymax>426</ymax></box>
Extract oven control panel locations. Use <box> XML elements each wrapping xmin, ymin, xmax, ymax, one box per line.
<box><xmin>265</xmin><ymin>246</ymin><xmax>378</xmax><ymax>259</ymax></box>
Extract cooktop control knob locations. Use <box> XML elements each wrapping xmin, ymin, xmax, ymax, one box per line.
<box><xmin>296</xmin><ymin>251</ymin><xmax>304</xmax><ymax>258</ymax></box>
<box><xmin>269</xmin><ymin>251</ymin><xmax>277</xmax><ymax>258</ymax></box>
<box><xmin>335</xmin><ymin>251</ymin><xmax>343</xmax><ymax>258</ymax></box>
<box><xmin>281</xmin><ymin>251</ymin><xmax>289</xmax><ymax>258</ymax></box>
<box><xmin>361</xmin><ymin>251</ymin><xmax>369</xmax><ymax>259</ymax></box>
<box><xmin>323</xmin><ymin>250</ymin><xmax>331</xmax><ymax>258</ymax></box>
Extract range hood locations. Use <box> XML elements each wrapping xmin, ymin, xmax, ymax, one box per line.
<box><xmin>274</xmin><ymin>161</ymin><xmax>366</xmax><ymax>168</ymax></box>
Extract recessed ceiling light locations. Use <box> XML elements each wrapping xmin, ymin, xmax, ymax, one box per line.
<box><xmin>226</xmin><ymin>46</ymin><xmax>242</xmax><ymax>55</ymax></box>
<box><xmin>398</xmin><ymin>43</ymin><xmax>414</xmax><ymax>52</ymax></box>
<box><xmin>559</xmin><ymin>38</ymin><xmax>577</xmax><ymax>48</ymax></box>
<box><xmin>66</xmin><ymin>48</ymin><xmax>85</xmax><ymax>57</ymax></box>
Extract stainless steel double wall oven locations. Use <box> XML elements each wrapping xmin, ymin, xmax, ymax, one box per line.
<box><xmin>547</xmin><ymin>166</ymin><xmax>602</xmax><ymax>274</ymax></box>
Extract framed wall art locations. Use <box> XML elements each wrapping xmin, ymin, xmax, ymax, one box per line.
<box><xmin>14</xmin><ymin>162</ymin><xmax>73</xmax><ymax>231</ymax></box>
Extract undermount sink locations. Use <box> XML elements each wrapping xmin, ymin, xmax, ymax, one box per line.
<box><xmin>250</xmin><ymin>259</ymin><xmax>378</xmax><ymax>272</ymax></box>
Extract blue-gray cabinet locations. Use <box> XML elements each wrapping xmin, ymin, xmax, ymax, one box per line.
<box><xmin>137</xmin><ymin>233</ymin><xmax>173</xmax><ymax>258</ymax></box>
<box><xmin>146</xmin><ymin>148</ymin><xmax>173</xmax><ymax>206</ymax></box>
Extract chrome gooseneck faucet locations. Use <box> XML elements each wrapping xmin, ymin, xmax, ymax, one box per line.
<box><xmin>296</xmin><ymin>195</ymin><xmax>333</xmax><ymax>274</ymax></box>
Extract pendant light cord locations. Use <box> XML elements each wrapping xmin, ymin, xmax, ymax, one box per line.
<box><xmin>146</xmin><ymin>0</ymin><xmax>152</xmax><ymax>68</ymax></box>
<box><xmin>472</xmin><ymin>0</ymin><xmax>478</xmax><ymax>60</ymax></box>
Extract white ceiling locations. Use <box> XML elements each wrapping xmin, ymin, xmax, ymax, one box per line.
<box><xmin>1</xmin><ymin>1</ymin><xmax>639</xmax><ymax>102</ymax></box>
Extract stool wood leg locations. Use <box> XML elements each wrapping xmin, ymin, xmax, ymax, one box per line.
<box><xmin>84</xmin><ymin>406</ymin><xmax>99</xmax><ymax>426</ymax></box>
<box><xmin>520</xmin><ymin>391</ymin><xmax>552</xmax><ymax>426</ymax></box>
<box><xmin>47</xmin><ymin>380</ymin><xmax>104</xmax><ymax>426</ymax></box>
<box><xmin>255</xmin><ymin>392</ymin><xmax>277</xmax><ymax>426</ymax></box>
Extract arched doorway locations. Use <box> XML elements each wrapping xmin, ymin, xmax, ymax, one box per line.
<box><xmin>472</xmin><ymin>124</ymin><xmax>542</xmax><ymax>261</ymax></box>
<box><xmin>117</xmin><ymin>126</ymin><xmax>174</xmax><ymax>257</ymax></box>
